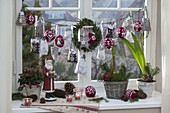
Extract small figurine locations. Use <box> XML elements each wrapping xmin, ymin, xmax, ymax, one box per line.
<box><xmin>43</xmin><ymin>57</ymin><xmax>57</xmax><ymax>101</ymax></box>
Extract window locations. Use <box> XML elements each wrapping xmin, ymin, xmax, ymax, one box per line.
<box><xmin>17</xmin><ymin>0</ymin><xmax>146</xmax><ymax>89</ymax></box>
<box><xmin>91</xmin><ymin>0</ymin><xmax>145</xmax><ymax>80</ymax></box>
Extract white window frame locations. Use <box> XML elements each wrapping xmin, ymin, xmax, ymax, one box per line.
<box><xmin>14</xmin><ymin>0</ymin><xmax>147</xmax><ymax>90</ymax></box>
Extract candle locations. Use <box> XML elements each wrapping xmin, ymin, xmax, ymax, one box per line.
<box><xmin>73</xmin><ymin>88</ymin><xmax>83</xmax><ymax>100</ymax></box>
<box><xmin>66</xmin><ymin>95</ymin><xmax>73</xmax><ymax>102</ymax></box>
<box><xmin>23</xmin><ymin>98</ymin><xmax>32</xmax><ymax>106</ymax></box>
<box><xmin>75</xmin><ymin>95</ymin><xmax>81</xmax><ymax>100</ymax></box>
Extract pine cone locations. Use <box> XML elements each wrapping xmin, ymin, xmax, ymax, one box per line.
<box><xmin>134</xmin><ymin>89</ymin><xmax>147</xmax><ymax>99</ymax></box>
<box><xmin>64</xmin><ymin>82</ymin><xmax>75</xmax><ymax>94</ymax></box>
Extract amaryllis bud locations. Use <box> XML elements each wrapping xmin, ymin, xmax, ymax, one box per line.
<box><xmin>103</xmin><ymin>73</ymin><xmax>112</xmax><ymax>81</ymax></box>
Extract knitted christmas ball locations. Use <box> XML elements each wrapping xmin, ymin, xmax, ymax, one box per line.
<box><xmin>116</xmin><ymin>26</ymin><xmax>127</xmax><ymax>38</ymax></box>
<box><xmin>125</xmin><ymin>89</ymin><xmax>137</xmax><ymax>99</ymax></box>
<box><xmin>54</xmin><ymin>35</ymin><xmax>64</xmax><ymax>48</ymax></box>
<box><xmin>104</xmin><ymin>37</ymin><xmax>114</xmax><ymax>49</ymax></box>
<box><xmin>44</xmin><ymin>30</ymin><xmax>55</xmax><ymax>42</ymax></box>
<box><xmin>85</xmin><ymin>86</ymin><xmax>96</xmax><ymax>97</ymax></box>
<box><xmin>88</xmin><ymin>32</ymin><xmax>96</xmax><ymax>44</ymax></box>
<box><xmin>133</xmin><ymin>21</ymin><xmax>143</xmax><ymax>32</ymax></box>
<box><xmin>26</xmin><ymin>13</ymin><xmax>35</xmax><ymax>25</ymax></box>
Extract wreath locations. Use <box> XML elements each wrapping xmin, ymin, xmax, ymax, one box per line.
<box><xmin>72</xmin><ymin>18</ymin><xmax>102</xmax><ymax>52</ymax></box>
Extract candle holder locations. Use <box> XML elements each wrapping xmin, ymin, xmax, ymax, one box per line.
<box><xmin>23</xmin><ymin>98</ymin><xmax>32</xmax><ymax>106</ymax></box>
<box><xmin>73</xmin><ymin>88</ymin><xmax>83</xmax><ymax>100</ymax></box>
<box><xmin>65</xmin><ymin>94</ymin><xmax>73</xmax><ymax>102</ymax></box>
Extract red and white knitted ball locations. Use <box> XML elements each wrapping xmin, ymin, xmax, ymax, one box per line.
<box><xmin>44</xmin><ymin>30</ymin><xmax>55</xmax><ymax>42</ymax></box>
<box><xmin>116</xmin><ymin>27</ymin><xmax>127</xmax><ymax>38</ymax></box>
<box><xmin>88</xmin><ymin>32</ymin><xmax>96</xmax><ymax>44</ymax></box>
<box><xmin>125</xmin><ymin>89</ymin><xmax>137</xmax><ymax>99</ymax></box>
<box><xmin>26</xmin><ymin>13</ymin><xmax>35</xmax><ymax>25</ymax></box>
<box><xmin>133</xmin><ymin>21</ymin><xmax>143</xmax><ymax>32</ymax></box>
<box><xmin>54</xmin><ymin>35</ymin><xmax>64</xmax><ymax>48</ymax></box>
<box><xmin>104</xmin><ymin>37</ymin><xmax>114</xmax><ymax>49</ymax></box>
<box><xmin>85</xmin><ymin>86</ymin><xmax>96</xmax><ymax>97</ymax></box>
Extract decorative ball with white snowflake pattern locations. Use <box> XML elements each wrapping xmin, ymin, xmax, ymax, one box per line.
<box><xmin>44</xmin><ymin>30</ymin><xmax>55</xmax><ymax>42</ymax></box>
<box><xmin>54</xmin><ymin>35</ymin><xmax>64</xmax><ymax>48</ymax></box>
<box><xmin>85</xmin><ymin>86</ymin><xmax>96</xmax><ymax>97</ymax></box>
<box><xmin>26</xmin><ymin>13</ymin><xmax>35</xmax><ymax>25</ymax></box>
<box><xmin>133</xmin><ymin>21</ymin><xmax>143</xmax><ymax>32</ymax></box>
<box><xmin>88</xmin><ymin>32</ymin><xmax>96</xmax><ymax>44</ymax></box>
<box><xmin>125</xmin><ymin>89</ymin><xmax>137</xmax><ymax>99</ymax></box>
<box><xmin>104</xmin><ymin>37</ymin><xmax>114</xmax><ymax>49</ymax></box>
<box><xmin>116</xmin><ymin>26</ymin><xmax>127</xmax><ymax>38</ymax></box>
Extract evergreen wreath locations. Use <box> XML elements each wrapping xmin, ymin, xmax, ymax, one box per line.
<box><xmin>72</xmin><ymin>18</ymin><xmax>102</xmax><ymax>52</ymax></box>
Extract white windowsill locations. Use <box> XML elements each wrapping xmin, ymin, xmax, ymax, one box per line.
<box><xmin>12</xmin><ymin>90</ymin><xmax>161</xmax><ymax>112</ymax></box>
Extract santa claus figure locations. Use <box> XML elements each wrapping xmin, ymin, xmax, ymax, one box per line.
<box><xmin>43</xmin><ymin>57</ymin><xmax>57</xmax><ymax>101</ymax></box>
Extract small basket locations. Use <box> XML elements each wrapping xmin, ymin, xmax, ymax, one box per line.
<box><xmin>104</xmin><ymin>81</ymin><xmax>128</xmax><ymax>99</ymax></box>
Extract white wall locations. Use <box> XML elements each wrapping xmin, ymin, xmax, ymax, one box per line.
<box><xmin>161</xmin><ymin>1</ymin><xmax>170</xmax><ymax>113</ymax></box>
<box><xmin>0</xmin><ymin>0</ymin><xmax>15</xmax><ymax>112</ymax></box>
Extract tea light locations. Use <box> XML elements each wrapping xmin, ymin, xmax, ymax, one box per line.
<box><xmin>73</xmin><ymin>88</ymin><xmax>83</xmax><ymax>100</ymax></box>
<box><xmin>75</xmin><ymin>95</ymin><xmax>81</xmax><ymax>100</ymax></box>
<box><xmin>66</xmin><ymin>95</ymin><xmax>73</xmax><ymax>102</ymax></box>
<box><xmin>23</xmin><ymin>98</ymin><xmax>32</xmax><ymax>106</ymax></box>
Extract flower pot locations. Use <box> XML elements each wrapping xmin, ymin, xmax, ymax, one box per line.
<box><xmin>104</xmin><ymin>81</ymin><xmax>128</xmax><ymax>99</ymax></box>
<box><xmin>22</xmin><ymin>84</ymin><xmax>42</xmax><ymax>98</ymax></box>
<box><xmin>137</xmin><ymin>80</ymin><xmax>155</xmax><ymax>98</ymax></box>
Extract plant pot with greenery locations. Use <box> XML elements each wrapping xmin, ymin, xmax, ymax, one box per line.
<box><xmin>121</xmin><ymin>32</ymin><xmax>160</xmax><ymax>97</ymax></box>
<box><xmin>98</xmin><ymin>46</ymin><xmax>132</xmax><ymax>99</ymax></box>
<box><xmin>18</xmin><ymin>66</ymin><xmax>44</xmax><ymax>97</ymax></box>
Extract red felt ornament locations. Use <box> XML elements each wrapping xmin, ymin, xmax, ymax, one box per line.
<box><xmin>44</xmin><ymin>30</ymin><xmax>55</xmax><ymax>42</ymax></box>
<box><xmin>116</xmin><ymin>27</ymin><xmax>127</xmax><ymax>38</ymax></box>
<box><xmin>26</xmin><ymin>13</ymin><xmax>35</xmax><ymax>25</ymax></box>
<box><xmin>54</xmin><ymin>35</ymin><xmax>64</xmax><ymax>48</ymax></box>
<box><xmin>88</xmin><ymin>32</ymin><xmax>96</xmax><ymax>44</ymax></box>
<box><xmin>104</xmin><ymin>37</ymin><xmax>114</xmax><ymax>49</ymax></box>
<box><xmin>125</xmin><ymin>89</ymin><xmax>137</xmax><ymax>99</ymax></box>
<box><xmin>85</xmin><ymin>86</ymin><xmax>96</xmax><ymax>97</ymax></box>
<box><xmin>133</xmin><ymin>10</ymin><xmax>143</xmax><ymax>32</ymax></box>
<box><xmin>133</xmin><ymin>21</ymin><xmax>143</xmax><ymax>32</ymax></box>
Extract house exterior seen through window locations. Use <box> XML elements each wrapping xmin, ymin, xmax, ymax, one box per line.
<box><xmin>21</xmin><ymin>0</ymin><xmax>145</xmax><ymax>84</ymax></box>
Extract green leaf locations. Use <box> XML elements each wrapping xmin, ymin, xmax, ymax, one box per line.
<box><xmin>100</xmin><ymin>63</ymin><xmax>110</xmax><ymax>72</ymax></box>
<box><xmin>121</xmin><ymin>33</ymin><xmax>146</xmax><ymax>75</ymax></box>
<box><xmin>18</xmin><ymin>86</ymin><xmax>23</xmax><ymax>91</ymax></box>
<box><xmin>123</xmin><ymin>73</ymin><xmax>132</xmax><ymax>81</ymax></box>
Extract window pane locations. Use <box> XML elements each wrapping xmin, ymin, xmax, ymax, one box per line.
<box><xmin>93</xmin><ymin>0</ymin><xmax>117</xmax><ymax>8</ymax></box>
<box><xmin>52</xmin><ymin>25</ymin><xmax>78</xmax><ymax>81</ymax></box>
<box><xmin>93</xmin><ymin>11</ymin><xmax>144</xmax><ymax>24</ymax></box>
<box><xmin>121</xmin><ymin>0</ymin><xmax>145</xmax><ymax>8</ymax></box>
<box><xmin>23</xmin><ymin>0</ymin><xmax>49</xmax><ymax>7</ymax></box>
<box><xmin>22</xmin><ymin>10</ymin><xmax>78</xmax><ymax>81</ymax></box>
<box><xmin>43</xmin><ymin>11</ymin><xmax>78</xmax><ymax>22</ymax></box>
<box><xmin>53</xmin><ymin>0</ymin><xmax>78</xmax><ymax>7</ymax></box>
<box><xmin>91</xmin><ymin>11</ymin><xmax>144</xmax><ymax>80</ymax></box>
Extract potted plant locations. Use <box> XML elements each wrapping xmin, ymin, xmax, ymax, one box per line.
<box><xmin>121</xmin><ymin>32</ymin><xmax>160</xmax><ymax>97</ymax></box>
<box><xmin>18</xmin><ymin>66</ymin><xmax>44</xmax><ymax>97</ymax></box>
<box><xmin>99</xmin><ymin>46</ymin><xmax>132</xmax><ymax>99</ymax></box>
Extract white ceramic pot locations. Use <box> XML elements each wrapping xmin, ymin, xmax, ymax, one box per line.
<box><xmin>22</xmin><ymin>84</ymin><xmax>42</xmax><ymax>98</ymax></box>
<box><xmin>137</xmin><ymin>80</ymin><xmax>155</xmax><ymax>98</ymax></box>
